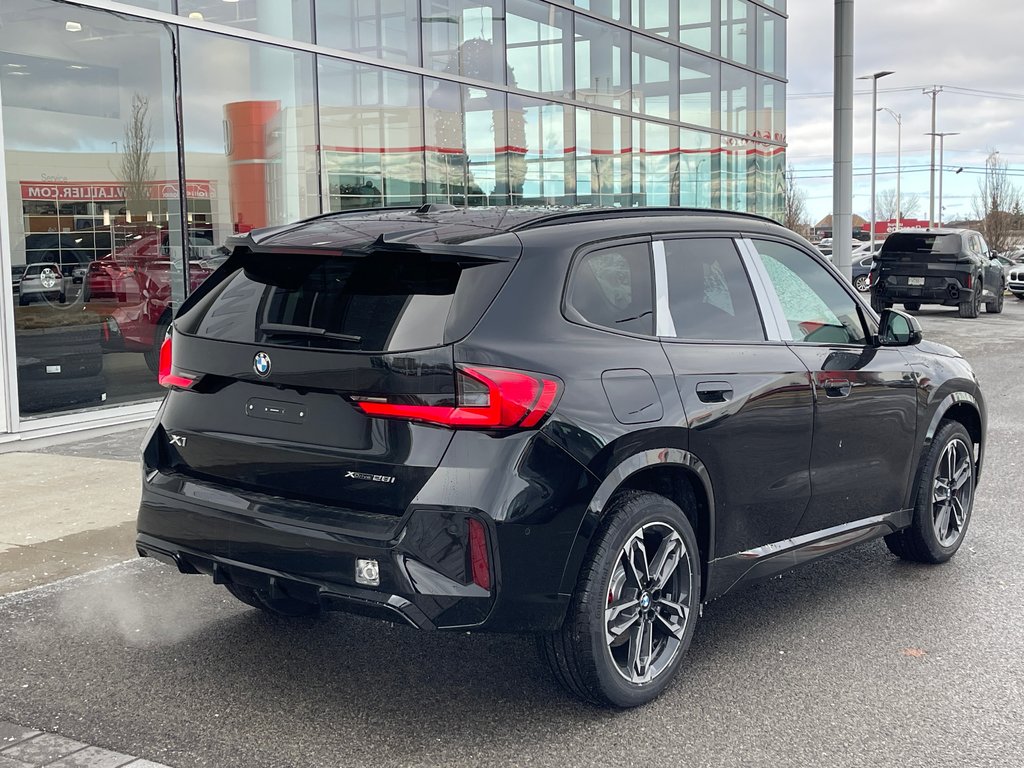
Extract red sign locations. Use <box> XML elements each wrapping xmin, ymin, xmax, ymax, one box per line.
<box><xmin>863</xmin><ymin>218</ymin><xmax>932</xmax><ymax>235</ymax></box>
<box><xmin>20</xmin><ymin>180</ymin><xmax>215</xmax><ymax>201</ymax></box>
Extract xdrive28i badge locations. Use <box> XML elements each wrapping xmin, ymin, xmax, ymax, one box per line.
<box><xmin>253</xmin><ymin>351</ymin><xmax>272</xmax><ymax>378</ymax></box>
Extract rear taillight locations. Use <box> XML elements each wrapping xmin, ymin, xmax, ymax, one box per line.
<box><xmin>965</xmin><ymin>273</ymin><xmax>973</xmax><ymax>289</ymax></box>
<box><xmin>353</xmin><ymin>365</ymin><xmax>561</xmax><ymax>430</ymax></box>
<box><xmin>467</xmin><ymin>517</ymin><xmax>491</xmax><ymax>591</ymax></box>
<box><xmin>157</xmin><ymin>333</ymin><xmax>196</xmax><ymax>390</ymax></box>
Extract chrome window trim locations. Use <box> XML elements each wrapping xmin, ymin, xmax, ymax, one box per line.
<box><xmin>736</xmin><ymin>237</ymin><xmax>788</xmax><ymax>341</ymax></box>
<box><xmin>651</xmin><ymin>240</ymin><xmax>677</xmax><ymax>338</ymax></box>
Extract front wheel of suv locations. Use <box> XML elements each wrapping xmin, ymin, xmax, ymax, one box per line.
<box><xmin>884</xmin><ymin>420</ymin><xmax>975</xmax><ymax>564</ymax></box>
<box><xmin>539</xmin><ymin>490</ymin><xmax>700</xmax><ymax>708</ymax></box>
<box><xmin>224</xmin><ymin>583</ymin><xmax>321</xmax><ymax>618</ymax></box>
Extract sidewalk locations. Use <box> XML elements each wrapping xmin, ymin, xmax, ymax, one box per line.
<box><xmin>1</xmin><ymin>721</ymin><xmax>169</xmax><ymax>768</ymax></box>
<box><xmin>0</xmin><ymin>428</ymin><xmax>146</xmax><ymax>595</ymax></box>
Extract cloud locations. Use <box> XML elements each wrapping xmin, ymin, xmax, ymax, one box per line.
<box><xmin>786</xmin><ymin>0</ymin><xmax>1024</xmax><ymax>221</ymax></box>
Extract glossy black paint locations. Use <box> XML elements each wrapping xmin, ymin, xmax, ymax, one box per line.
<box><xmin>137</xmin><ymin>207</ymin><xmax>986</xmax><ymax>633</ymax></box>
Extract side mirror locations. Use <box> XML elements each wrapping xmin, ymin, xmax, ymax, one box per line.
<box><xmin>877</xmin><ymin>308</ymin><xmax>923</xmax><ymax>347</ymax></box>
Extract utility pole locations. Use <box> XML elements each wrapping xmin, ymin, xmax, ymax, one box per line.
<box><xmin>926</xmin><ymin>131</ymin><xmax>959</xmax><ymax>227</ymax></box>
<box><xmin>860</xmin><ymin>71</ymin><xmax>894</xmax><ymax>247</ymax></box>
<box><xmin>879</xmin><ymin>108</ymin><xmax>901</xmax><ymax>230</ymax></box>
<box><xmin>923</xmin><ymin>86</ymin><xmax>943</xmax><ymax>226</ymax></box>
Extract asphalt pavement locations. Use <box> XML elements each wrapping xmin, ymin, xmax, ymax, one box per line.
<box><xmin>1</xmin><ymin>299</ymin><xmax>1022</xmax><ymax>767</ymax></box>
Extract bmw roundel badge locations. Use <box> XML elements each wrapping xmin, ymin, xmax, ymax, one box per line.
<box><xmin>253</xmin><ymin>351</ymin><xmax>272</xmax><ymax>378</ymax></box>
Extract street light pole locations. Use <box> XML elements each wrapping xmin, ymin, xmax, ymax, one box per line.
<box><xmin>926</xmin><ymin>131</ymin><xmax>959</xmax><ymax>227</ymax></box>
<box><xmin>859</xmin><ymin>71</ymin><xmax>894</xmax><ymax>247</ymax></box>
<box><xmin>878</xmin><ymin>107</ymin><xmax>901</xmax><ymax>231</ymax></box>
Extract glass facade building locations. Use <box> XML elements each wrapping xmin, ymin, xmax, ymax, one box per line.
<box><xmin>0</xmin><ymin>0</ymin><xmax>786</xmax><ymax>437</ymax></box>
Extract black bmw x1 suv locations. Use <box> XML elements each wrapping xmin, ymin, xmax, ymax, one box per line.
<box><xmin>138</xmin><ymin>206</ymin><xmax>985</xmax><ymax>707</ymax></box>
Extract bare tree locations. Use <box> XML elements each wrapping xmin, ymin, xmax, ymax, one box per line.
<box><xmin>119</xmin><ymin>92</ymin><xmax>155</xmax><ymax>219</ymax></box>
<box><xmin>875</xmin><ymin>188</ymin><xmax>921</xmax><ymax>222</ymax></box>
<box><xmin>972</xmin><ymin>151</ymin><xmax>1022</xmax><ymax>253</ymax></box>
<box><xmin>782</xmin><ymin>171</ymin><xmax>809</xmax><ymax>236</ymax></box>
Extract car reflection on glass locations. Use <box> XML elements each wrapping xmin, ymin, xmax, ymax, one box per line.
<box><xmin>18</xmin><ymin>262</ymin><xmax>68</xmax><ymax>307</ymax></box>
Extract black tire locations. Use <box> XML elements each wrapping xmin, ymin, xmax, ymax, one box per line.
<box><xmin>903</xmin><ymin>302</ymin><xmax>921</xmax><ymax>312</ymax></box>
<box><xmin>538</xmin><ymin>490</ymin><xmax>701</xmax><ymax>708</ymax></box>
<box><xmin>224</xmin><ymin>583</ymin><xmax>321</xmax><ymax>618</ymax></box>
<box><xmin>1014</xmin><ymin>293</ymin><xmax>1024</xmax><ymax>301</ymax></box>
<box><xmin>144</xmin><ymin>313</ymin><xmax>172</xmax><ymax>373</ymax></box>
<box><xmin>958</xmin><ymin>284</ymin><xmax>981</xmax><ymax>318</ymax></box>
<box><xmin>985</xmin><ymin>285</ymin><xmax>1004</xmax><ymax>314</ymax></box>
<box><xmin>82</xmin><ymin>283</ymin><xmax>92</xmax><ymax>303</ymax></box>
<box><xmin>870</xmin><ymin>294</ymin><xmax>891</xmax><ymax>314</ymax></box>
<box><xmin>884</xmin><ymin>420</ymin><xmax>975</xmax><ymax>564</ymax></box>
<box><xmin>18</xmin><ymin>294</ymin><xmax>29</xmax><ymax>307</ymax></box>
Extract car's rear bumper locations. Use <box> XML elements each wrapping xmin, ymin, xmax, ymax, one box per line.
<box><xmin>137</xmin><ymin>531</ymin><xmax>437</xmax><ymax>629</ymax></box>
<box><xmin>873</xmin><ymin>278</ymin><xmax>974</xmax><ymax>306</ymax></box>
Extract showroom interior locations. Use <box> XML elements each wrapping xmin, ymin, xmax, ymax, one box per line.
<box><xmin>0</xmin><ymin>0</ymin><xmax>786</xmax><ymax>441</ymax></box>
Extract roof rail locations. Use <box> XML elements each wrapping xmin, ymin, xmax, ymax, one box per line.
<box><xmin>510</xmin><ymin>206</ymin><xmax>779</xmax><ymax>232</ymax></box>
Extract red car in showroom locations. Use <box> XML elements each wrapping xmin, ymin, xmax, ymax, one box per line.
<box><xmin>84</xmin><ymin>229</ymin><xmax>218</xmax><ymax>370</ymax></box>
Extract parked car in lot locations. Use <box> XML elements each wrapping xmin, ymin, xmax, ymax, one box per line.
<box><xmin>1008</xmin><ymin>262</ymin><xmax>1024</xmax><ymax>300</ymax></box>
<box><xmin>852</xmin><ymin>254</ymin><xmax>874</xmax><ymax>292</ymax></box>
<box><xmin>139</xmin><ymin>206</ymin><xmax>986</xmax><ymax>708</ymax></box>
<box><xmin>18</xmin><ymin>263</ymin><xmax>68</xmax><ymax>306</ymax></box>
<box><xmin>870</xmin><ymin>228</ymin><xmax>1005</xmax><ymax>317</ymax></box>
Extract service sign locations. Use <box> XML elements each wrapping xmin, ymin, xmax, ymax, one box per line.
<box><xmin>20</xmin><ymin>180</ymin><xmax>215</xmax><ymax>201</ymax></box>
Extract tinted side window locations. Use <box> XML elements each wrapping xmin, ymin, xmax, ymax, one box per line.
<box><xmin>752</xmin><ymin>240</ymin><xmax>868</xmax><ymax>345</ymax></box>
<box><xmin>662</xmin><ymin>238</ymin><xmax>764</xmax><ymax>341</ymax></box>
<box><xmin>567</xmin><ymin>244</ymin><xmax>654</xmax><ymax>335</ymax></box>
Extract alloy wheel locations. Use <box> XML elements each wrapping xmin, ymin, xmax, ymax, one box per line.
<box><xmin>854</xmin><ymin>275</ymin><xmax>870</xmax><ymax>292</ymax></box>
<box><xmin>605</xmin><ymin>522</ymin><xmax>692</xmax><ymax>685</ymax></box>
<box><xmin>932</xmin><ymin>438</ymin><xmax>973</xmax><ymax>547</ymax></box>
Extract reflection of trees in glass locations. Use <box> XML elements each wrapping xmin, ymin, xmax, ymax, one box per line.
<box><xmin>119</xmin><ymin>92</ymin><xmax>155</xmax><ymax>219</ymax></box>
<box><xmin>427</xmin><ymin>38</ymin><xmax>525</xmax><ymax>205</ymax></box>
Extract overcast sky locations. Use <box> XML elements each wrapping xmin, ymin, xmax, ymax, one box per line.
<box><xmin>785</xmin><ymin>0</ymin><xmax>1024</xmax><ymax>227</ymax></box>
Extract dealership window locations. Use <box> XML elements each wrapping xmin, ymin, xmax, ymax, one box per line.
<box><xmin>757</xmin><ymin>76</ymin><xmax>785</xmax><ymax>141</ymax></box>
<box><xmin>679</xmin><ymin>129</ymin><xmax>716</xmax><ymax>207</ymax></box>
<box><xmin>679</xmin><ymin>0</ymin><xmax>715</xmax><ymax>53</ymax></box>
<box><xmin>179</xmin><ymin>30</ymin><xmax>318</xmax><ymax>245</ymax></box>
<box><xmin>506</xmin><ymin>0</ymin><xmax>572</xmax><ymax>96</ymax></box>
<box><xmin>424</xmin><ymin>79</ymin><xmax>510</xmax><ymax>205</ymax></box>
<box><xmin>177</xmin><ymin>0</ymin><xmax>313</xmax><ymax>42</ymax></box>
<box><xmin>421</xmin><ymin>0</ymin><xmax>508</xmax><ymax>85</ymax></box>
<box><xmin>508</xmin><ymin>95</ymin><xmax>573</xmax><ymax>205</ymax></box>
<box><xmin>319</xmin><ymin>60</ymin><xmax>425</xmax><ymax>211</ymax></box>
<box><xmin>721</xmin><ymin>0</ymin><xmax>754</xmax><ymax>67</ymax></box>
<box><xmin>632</xmin><ymin>0</ymin><xmax>673</xmax><ymax>38</ymax></box>
<box><xmin>720</xmin><ymin>63</ymin><xmax>753</xmax><ymax>136</ymax></box>
<box><xmin>315</xmin><ymin>0</ymin><xmax>420</xmax><ymax>66</ymax></box>
<box><xmin>632</xmin><ymin>120</ymin><xmax>675</xmax><ymax>207</ymax></box>
<box><xmin>572</xmin><ymin>0</ymin><xmax>628</xmax><ymax>24</ymax></box>
<box><xmin>632</xmin><ymin>34</ymin><xmax>678</xmax><ymax>121</ymax></box>
<box><xmin>758</xmin><ymin>9</ymin><xmax>786</xmax><ymax>77</ymax></box>
<box><xmin>575</xmin><ymin>16</ymin><xmax>631</xmax><ymax>112</ymax></box>
<box><xmin>720</xmin><ymin>140</ymin><xmax>752</xmax><ymax>213</ymax></box>
<box><xmin>680</xmin><ymin>49</ymin><xmax>718</xmax><ymax>130</ymax></box>
<box><xmin>576</xmin><ymin>108</ymin><xmax>631</xmax><ymax>207</ymax></box>
<box><xmin>0</xmin><ymin>0</ymin><xmax>184</xmax><ymax>417</ymax></box>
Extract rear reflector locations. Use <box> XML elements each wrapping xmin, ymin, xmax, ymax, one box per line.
<box><xmin>353</xmin><ymin>365</ymin><xmax>561</xmax><ymax>430</ymax></box>
<box><xmin>157</xmin><ymin>334</ymin><xmax>196</xmax><ymax>390</ymax></box>
<box><xmin>467</xmin><ymin>518</ymin><xmax>490</xmax><ymax>591</ymax></box>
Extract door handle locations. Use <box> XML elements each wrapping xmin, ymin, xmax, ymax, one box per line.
<box><xmin>696</xmin><ymin>381</ymin><xmax>733</xmax><ymax>403</ymax></box>
<box><xmin>822</xmin><ymin>378</ymin><xmax>852</xmax><ymax>398</ymax></box>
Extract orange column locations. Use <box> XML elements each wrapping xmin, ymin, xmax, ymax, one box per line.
<box><xmin>223</xmin><ymin>101</ymin><xmax>280</xmax><ymax>232</ymax></box>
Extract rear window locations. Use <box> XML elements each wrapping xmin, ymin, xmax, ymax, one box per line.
<box><xmin>880</xmin><ymin>233</ymin><xmax>961</xmax><ymax>256</ymax></box>
<box><xmin>178</xmin><ymin>251</ymin><xmax>512</xmax><ymax>352</ymax></box>
<box><xmin>566</xmin><ymin>244</ymin><xmax>654</xmax><ymax>335</ymax></box>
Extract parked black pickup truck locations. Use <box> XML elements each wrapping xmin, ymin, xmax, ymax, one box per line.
<box><xmin>870</xmin><ymin>229</ymin><xmax>1006</xmax><ymax>318</ymax></box>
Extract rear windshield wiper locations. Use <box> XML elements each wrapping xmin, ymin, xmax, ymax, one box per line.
<box><xmin>258</xmin><ymin>322</ymin><xmax>362</xmax><ymax>343</ymax></box>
